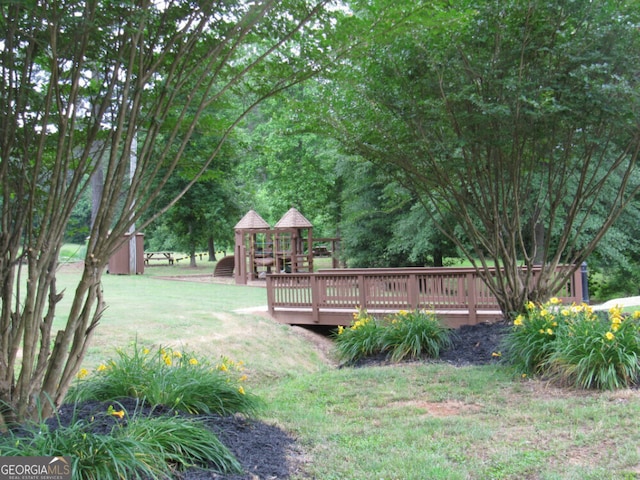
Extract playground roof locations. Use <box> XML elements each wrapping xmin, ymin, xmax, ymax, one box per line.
<box><xmin>275</xmin><ymin>207</ymin><xmax>313</xmax><ymax>229</ymax></box>
<box><xmin>234</xmin><ymin>210</ymin><xmax>270</xmax><ymax>230</ymax></box>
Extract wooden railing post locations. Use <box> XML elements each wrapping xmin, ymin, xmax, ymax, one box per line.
<box><xmin>266</xmin><ymin>275</ymin><xmax>275</xmax><ymax>315</ymax></box>
<box><xmin>311</xmin><ymin>275</ymin><xmax>320</xmax><ymax>323</ymax></box>
<box><xmin>467</xmin><ymin>272</ymin><xmax>477</xmax><ymax>324</ymax></box>
<box><xmin>573</xmin><ymin>266</ymin><xmax>584</xmax><ymax>304</ymax></box>
<box><xmin>359</xmin><ymin>275</ymin><xmax>367</xmax><ymax>310</ymax></box>
<box><xmin>408</xmin><ymin>273</ymin><xmax>418</xmax><ymax>310</ymax></box>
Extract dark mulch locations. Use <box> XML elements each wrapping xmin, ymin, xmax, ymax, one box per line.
<box><xmin>33</xmin><ymin>321</ymin><xmax>508</xmax><ymax>480</ymax></box>
<box><xmin>439</xmin><ymin>321</ymin><xmax>510</xmax><ymax>366</ymax></box>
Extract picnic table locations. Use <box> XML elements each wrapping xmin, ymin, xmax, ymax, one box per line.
<box><xmin>312</xmin><ymin>246</ymin><xmax>331</xmax><ymax>257</ymax></box>
<box><xmin>144</xmin><ymin>252</ymin><xmax>174</xmax><ymax>265</ymax></box>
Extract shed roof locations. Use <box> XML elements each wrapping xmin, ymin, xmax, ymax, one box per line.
<box><xmin>234</xmin><ymin>210</ymin><xmax>270</xmax><ymax>230</ymax></box>
<box><xmin>274</xmin><ymin>208</ymin><xmax>313</xmax><ymax>229</ymax></box>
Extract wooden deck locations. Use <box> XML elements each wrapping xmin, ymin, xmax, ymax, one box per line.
<box><xmin>266</xmin><ymin>266</ymin><xmax>585</xmax><ymax>328</ymax></box>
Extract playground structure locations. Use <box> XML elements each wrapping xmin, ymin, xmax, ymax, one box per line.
<box><xmin>233</xmin><ymin>208</ymin><xmax>339</xmax><ymax>284</ymax></box>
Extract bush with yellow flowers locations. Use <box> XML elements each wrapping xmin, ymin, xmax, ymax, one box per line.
<box><xmin>67</xmin><ymin>342</ymin><xmax>259</xmax><ymax>415</ymax></box>
<box><xmin>502</xmin><ymin>299</ymin><xmax>640</xmax><ymax>389</ymax></box>
<box><xmin>501</xmin><ymin>298</ymin><xmax>566</xmax><ymax>375</ymax></box>
<box><xmin>333</xmin><ymin>309</ymin><xmax>383</xmax><ymax>363</ymax></box>
<box><xmin>333</xmin><ymin>308</ymin><xmax>453</xmax><ymax>364</ymax></box>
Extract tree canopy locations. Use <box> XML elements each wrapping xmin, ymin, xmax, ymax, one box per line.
<box><xmin>324</xmin><ymin>0</ymin><xmax>640</xmax><ymax>314</ymax></box>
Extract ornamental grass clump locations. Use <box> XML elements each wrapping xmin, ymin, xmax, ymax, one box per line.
<box><xmin>502</xmin><ymin>299</ymin><xmax>640</xmax><ymax>390</ymax></box>
<box><xmin>0</xmin><ymin>405</ymin><xmax>242</xmax><ymax>479</ymax></box>
<box><xmin>546</xmin><ymin>306</ymin><xmax>640</xmax><ymax>390</ymax></box>
<box><xmin>68</xmin><ymin>343</ymin><xmax>260</xmax><ymax>415</ymax></box>
<box><xmin>380</xmin><ymin>309</ymin><xmax>454</xmax><ymax>362</ymax></box>
<box><xmin>333</xmin><ymin>309</ymin><xmax>383</xmax><ymax>363</ymax></box>
<box><xmin>501</xmin><ymin>298</ymin><xmax>566</xmax><ymax>375</ymax></box>
<box><xmin>333</xmin><ymin>308</ymin><xmax>452</xmax><ymax>364</ymax></box>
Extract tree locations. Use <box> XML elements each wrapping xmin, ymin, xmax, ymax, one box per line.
<box><xmin>0</xmin><ymin>0</ymin><xmax>335</xmax><ymax>426</ymax></box>
<box><xmin>146</xmin><ymin>174</ymin><xmax>242</xmax><ymax>266</ymax></box>
<box><xmin>327</xmin><ymin>0</ymin><xmax>640</xmax><ymax>315</ymax></box>
<box><xmin>237</xmin><ymin>88</ymin><xmax>344</xmax><ymax>235</ymax></box>
<box><xmin>143</xmin><ymin>108</ymin><xmax>244</xmax><ymax>265</ymax></box>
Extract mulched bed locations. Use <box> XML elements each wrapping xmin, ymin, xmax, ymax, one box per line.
<box><xmin>40</xmin><ymin>398</ymin><xmax>300</xmax><ymax>480</ymax></box>
<box><xmin>439</xmin><ymin>321</ymin><xmax>510</xmax><ymax>366</ymax></box>
<box><xmin>345</xmin><ymin>320</ymin><xmax>509</xmax><ymax>369</ymax></box>
<box><xmin>37</xmin><ymin>321</ymin><xmax>509</xmax><ymax>480</ymax></box>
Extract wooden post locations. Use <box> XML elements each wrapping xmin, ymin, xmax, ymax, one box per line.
<box><xmin>467</xmin><ymin>272</ymin><xmax>477</xmax><ymax>324</ymax></box>
<box><xmin>573</xmin><ymin>266</ymin><xmax>584</xmax><ymax>303</ymax></box>
<box><xmin>358</xmin><ymin>275</ymin><xmax>367</xmax><ymax>310</ymax></box>
<box><xmin>266</xmin><ymin>276</ymin><xmax>275</xmax><ymax>315</ymax></box>
<box><xmin>311</xmin><ymin>275</ymin><xmax>320</xmax><ymax>323</ymax></box>
<box><xmin>408</xmin><ymin>272</ymin><xmax>418</xmax><ymax>310</ymax></box>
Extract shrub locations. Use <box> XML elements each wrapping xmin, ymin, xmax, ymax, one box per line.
<box><xmin>68</xmin><ymin>343</ymin><xmax>261</xmax><ymax>415</ymax></box>
<box><xmin>333</xmin><ymin>309</ymin><xmax>383</xmax><ymax>363</ymax></box>
<box><xmin>501</xmin><ymin>298</ymin><xmax>566</xmax><ymax>375</ymax></box>
<box><xmin>0</xmin><ymin>405</ymin><xmax>241</xmax><ymax>479</ymax></box>
<box><xmin>502</xmin><ymin>299</ymin><xmax>640</xmax><ymax>389</ymax></box>
<box><xmin>333</xmin><ymin>309</ymin><xmax>453</xmax><ymax>364</ymax></box>
<box><xmin>124</xmin><ymin>414</ymin><xmax>242</xmax><ymax>474</ymax></box>
<box><xmin>546</xmin><ymin>307</ymin><xmax>640</xmax><ymax>389</ymax></box>
<box><xmin>381</xmin><ymin>310</ymin><xmax>454</xmax><ymax>362</ymax></box>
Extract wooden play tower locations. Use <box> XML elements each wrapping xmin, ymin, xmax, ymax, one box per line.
<box><xmin>234</xmin><ymin>208</ymin><xmax>313</xmax><ymax>284</ymax></box>
<box><xmin>273</xmin><ymin>207</ymin><xmax>313</xmax><ymax>275</ymax></box>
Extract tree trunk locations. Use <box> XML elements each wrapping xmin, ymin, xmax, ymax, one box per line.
<box><xmin>208</xmin><ymin>236</ymin><xmax>216</xmax><ymax>262</ymax></box>
<box><xmin>90</xmin><ymin>156</ymin><xmax>104</xmax><ymax>229</ymax></box>
<box><xmin>432</xmin><ymin>247</ymin><xmax>443</xmax><ymax>267</ymax></box>
<box><xmin>533</xmin><ymin>222</ymin><xmax>545</xmax><ymax>266</ymax></box>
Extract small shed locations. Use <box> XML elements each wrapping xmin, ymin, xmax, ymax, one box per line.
<box><xmin>234</xmin><ymin>210</ymin><xmax>274</xmax><ymax>284</ymax></box>
<box><xmin>273</xmin><ymin>208</ymin><xmax>313</xmax><ymax>274</ymax></box>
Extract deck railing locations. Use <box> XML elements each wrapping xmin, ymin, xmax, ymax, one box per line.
<box><xmin>266</xmin><ymin>266</ymin><xmax>585</xmax><ymax>327</ymax></box>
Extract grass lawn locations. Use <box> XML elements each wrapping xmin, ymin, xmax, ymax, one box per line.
<box><xmin>52</xmin><ymin>260</ymin><xmax>640</xmax><ymax>480</ymax></box>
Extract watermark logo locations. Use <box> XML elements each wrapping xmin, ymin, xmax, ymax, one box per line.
<box><xmin>0</xmin><ymin>456</ymin><xmax>71</xmax><ymax>480</ymax></box>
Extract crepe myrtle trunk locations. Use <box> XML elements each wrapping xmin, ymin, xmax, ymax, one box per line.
<box><xmin>0</xmin><ymin>245</ymin><xmax>108</xmax><ymax>427</ymax></box>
